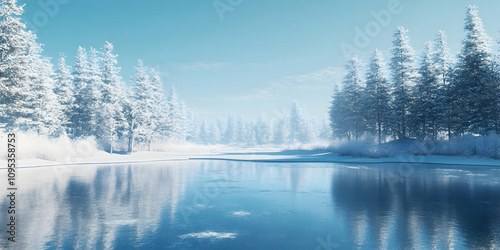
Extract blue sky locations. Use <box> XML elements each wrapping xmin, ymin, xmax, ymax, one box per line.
<box><xmin>18</xmin><ymin>0</ymin><xmax>500</xmax><ymax>120</ymax></box>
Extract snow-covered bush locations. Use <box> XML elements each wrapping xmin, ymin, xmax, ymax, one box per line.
<box><xmin>0</xmin><ymin>133</ymin><xmax>100</xmax><ymax>162</ymax></box>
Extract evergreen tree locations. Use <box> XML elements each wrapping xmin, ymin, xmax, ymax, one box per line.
<box><xmin>0</xmin><ymin>0</ymin><xmax>33</xmax><ymax>131</ymax></box>
<box><xmin>451</xmin><ymin>5</ymin><xmax>496</xmax><ymax>135</ymax></box>
<box><xmin>100</xmin><ymin>41</ymin><xmax>127</xmax><ymax>143</ymax></box>
<box><xmin>363</xmin><ymin>49</ymin><xmax>390</xmax><ymax>143</ymax></box>
<box><xmin>26</xmin><ymin>35</ymin><xmax>64</xmax><ymax>135</ymax></box>
<box><xmin>410</xmin><ymin>42</ymin><xmax>440</xmax><ymax>140</ymax></box>
<box><xmin>433</xmin><ymin>31</ymin><xmax>454</xmax><ymax>140</ymax></box>
<box><xmin>273</xmin><ymin>115</ymin><xmax>290</xmax><ymax>145</ymax></box>
<box><xmin>223</xmin><ymin>114</ymin><xmax>237</xmax><ymax>144</ymax></box>
<box><xmin>329</xmin><ymin>85</ymin><xmax>349</xmax><ymax>139</ymax></box>
<box><xmin>390</xmin><ymin>26</ymin><xmax>417</xmax><ymax>139</ymax></box>
<box><xmin>336</xmin><ymin>56</ymin><xmax>365</xmax><ymax>140</ymax></box>
<box><xmin>70</xmin><ymin>47</ymin><xmax>92</xmax><ymax>137</ymax></box>
<box><xmin>166</xmin><ymin>87</ymin><xmax>187</xmax><ymax>141</ymax></box>
<box><xmin>288</xmin><ymin>101</ymin><xmax>314</xmax><ymax>143</ymax></box>
<box><xmin>54</xmin><ymin>55</ymin><xmax>74</xmax><ymax>133</ymax></box>
<box><xmin>131</xmin><ymin>59</ymin><xmax>155</xmax><ymax>149</ymax></box>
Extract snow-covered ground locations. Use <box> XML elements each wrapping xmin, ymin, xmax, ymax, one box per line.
<box><xmin>4</xmin><ymin>145</ymin><xmax>500</xmax><ymax>170</ymax></box>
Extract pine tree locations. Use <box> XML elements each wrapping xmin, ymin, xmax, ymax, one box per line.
<box><xmin>433</xmin><ymin>31</ymin><xmax>454</xmax><ymax>140</ymax></box>
<box><xmin>54</xmin><ymin>55</ymin><xmax>74</xmax><ymax>133</ymax></box>
<box><xmin>223</xmin><ymin>114</ymin><xmax>237</xmax><ymax>144</ymax></box>
<box><xmin>149</xmin><ymin>68</ymin><xmax>167</xmax><ymax>138</ymax></box>
<box><xmin>390</xmin><ymin>26</ymin><xmax>417</xmax><ymax>139</ymax></box>
<box><xmin>0</xmin><ymin>0</ymin><xmax>33</xmax><ymax>131</ymax></box>
<box><xmin>410</xmin><ymin>42</ymin><xmax>440</xmax><ymax>140</ymax></box>
<box><xmin>363</xmin><ymin>49</ymin><xmax>390</xmax><ymax>143</ymax></box>
<box><xmin>131</xmin><ymin>59</ymin><xmax>154</xmax><ymax>149</ymax></box>
<box><xmin>166</xmin><ymin>87</ymin><xmax>187</xmax><ymax>141</ymax></box>
<box><xmin>26</xmin><ymin>35</ymin><xmax>64</xmax><ymax>135</ymax></box>
<box><xmin>100</xmin><ymin>41</ymin><xmax>127</xmax><ymax>144</ymax></box>
<box><xmin>199</xmin><ymin>120</ymin><xmax>209</xmax><ymax>144</ymax></box>
<box><xmin>83</xmin><ymin>48</ymin><xmax>104</xmax><ymax>136</ymax></box>
<box><xmin>329</xmin><ymin>85</ymin><xmax>349</xmax><ymax>139</ymax></box>
<box><xmin>336</xmin><ymin>56</ymin><xmax>365</xmax><ymax>140</ymax></box>
<box><xmin>70</xmin><ymin>47</ymin><xmax>92</xmax><ymax>137</ymax></box>
<box><xmin>273</xmin><ymin>115</ymin><xmax>290</xmax><ymax>145</ymax></box>
<box><xmin>451</xmin><ymin>5</ymin><xmax>496</xmax><ymax>135</ymax></box>
<box><xmin>288</xmin><ymin>101</ymin><xmax>314</xmax><ymax>143</ymax></box>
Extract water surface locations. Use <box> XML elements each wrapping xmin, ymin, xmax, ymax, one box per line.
<box><xmin>1</xmin><ymin>160</ymin><xmax>500</xmax><ymax>249</ymax></box>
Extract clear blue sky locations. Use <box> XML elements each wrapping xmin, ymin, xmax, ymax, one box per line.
<box><xmin>18</xmin><ymin>0</ymin><xmax>500</xmax><ymax>120</ymax></box>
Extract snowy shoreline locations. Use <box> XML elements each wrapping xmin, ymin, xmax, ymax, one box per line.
<box><xmin>4</xmin><ymin>148</ymin><xmax>500</xmax><ymax>169</ymax></box>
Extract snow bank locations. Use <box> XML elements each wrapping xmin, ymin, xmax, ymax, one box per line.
<box><xmin>329</xmin><ymin>134</ymin><xmax>500</xmax><ymax>159</ymax></box>
<box><xmin>0</xmin><ymin>133</ymin><xmax>101</xmax><ymax>162</ymax></box>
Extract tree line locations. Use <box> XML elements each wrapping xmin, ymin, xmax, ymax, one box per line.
<box><xmin>0</xmin><ymin>0</ymin><xmax>191</xmax><ymax>152</ymax></box>
<box><xmin>330</xmin><ymin>6</ymin><xmax>499</xmax><ymax>144</ymax></box>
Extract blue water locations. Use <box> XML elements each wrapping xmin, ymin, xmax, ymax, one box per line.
<box><xmin>1</xmin><ymin>160</ymin><xmax>500</xmax><ymax>249</ymax></box>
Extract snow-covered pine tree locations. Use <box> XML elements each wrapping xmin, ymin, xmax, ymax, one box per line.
<box><xmin>83</xmin><ymin>48</ymin><xmax>104</xmax><ymax>136</ymax></box>
<box><xmin>131</xmin><ymin>59</ymin><xmax>154</xmax><ymax>149</ymax></box>
<box><xmin>70</xmin><ymin>47</ymin><xmax>92</xmax><ymax>137</ymax></box>
<box><xmin>0</xmin><ymin>0</ymin><xmax>33</xmax><ymax>131</ymax></box>
<box><xmin>288</xmin><ymin>101</ymin><xmax>314</xmax><ymax>143</ymax></box>
<box><xmin>451</xmin><ymin>5</ymin><xmax>496</xmax><ymax>135</ymax></box>
<box><xmin>199</xmin><ymin>120</ymin><xmax>209</xmax><ymax>144</ymax></box>
<box><xmin>339</xmin><ymin>56</ymin><xmax>365</xmax><ymax>140</ymax></box>
<box><xmin>329</xmin><ymin>84</ymin><xmax>349</xmax><ymax>139</ymax></box>
<box><xmin>166</xmin><ymin>87</ymin><xmax>187</xmax><ymax>141</ymax></box>
<box><xmin>223</xmin><ymin>114</ymin><xmax>237</xmax><ymax>144</ymax></box>
<box><xmin>273</xmin><ymin>115</ymin><xmax>290</xmax><ymax>145</ymax></box>
<box><xmin>410</xmin><ymin>42</ymin><xmax>440</xmax><ymax>140</ymax></box>
<box><xmin>149</xmin><ymin>68</ymin><xmax>167</xmax><ymax>138</ymax></box>
<box><xmin>210</xmin><ymin>121</ymin><xmax>221</xmax><ymax>144</ymax></box>
<box><xmin>235</xmin><ymin>116</ymin><xmax>246</xmax><ymax>144</ymax></box>
<box><xmin>100</xmin><ymin>41</ymin><xmax>127</xmax><ymax>145</ymax></box>
<box><xmin>54</xmin><ymin>55</ymin><xmax>74</xmax><ymax>133</ymax></box>
<box><xmin>390</xmin><ymin>26</ymin><xmax>417</xmax><ymax>139</ymax></box>
<box><xmin>433</xmin><ymin>31</ymin><xmax>454</xmax><ymax>140</ymax></box>
<box><xmin>26</xmin><ymin>34</ymin><xmax>64</xmax><ymax>136</ymax></box>
<box><xmin>255</xmin><ymin>116</ymin><xmax>272</xmax><ymax>145</ymax></box>
<box><xmin>245</xmin><ymin>119</ymin><xmax>256</xmax><ymax>145</ymax></box>
<box><xmin>363</xmin><ymin>49</ymin><xmax>390</xmax><ymax>144</ymax></box>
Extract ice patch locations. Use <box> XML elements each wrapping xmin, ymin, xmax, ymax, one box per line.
<box><xmin>179</xmin><ymin>231</ymin><xmax>237</xmax><ymax>240</ymax></box>
<box><xmin>231</xmin><ymin>211</ymin><xmax>251</xmax><ymax>216</ymax></box>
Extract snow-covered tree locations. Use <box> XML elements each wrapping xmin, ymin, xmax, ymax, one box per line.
<box><xmin>70</xmin><ymin>47</ymin><xmax>92</xmax><ymax>137</ymax></box>
<box><xmin>288</xmin><ymin>101</ymin><xmax>314</xmax><ymax>143</ymax></box>
<box><xmin>131</xmin><ymin>59</ymin><xmax>155</xmax><ymax>149</ymax></box>
<box><xmin>210</xmin><ymin>121</ymin><xmax>221</xmax><ymax>144</ymax></box>
<box><xmin>149</xmin><ymin>68</ymin><xmax>167</xmax><ymax>138</ymax></box>
<box><xmin>26</xmin><ymin>35</ymin><xmax>64</xmax><ymax>135</ymax></box>
<box><xmin>99</xmin><ymin>41</ymin><xmax>127</xmax><ymax>145</ymax></box>
<box><xmin>223</xmin><ymin>114</ymin><xmax>237</xmax><ymax>144</ymax></box>
<box><xmin>166</xmin><ymin>87</ymin><xmax>187</xmax><ymax>141</ymax></box>
<box><xmin>451</xmin><ymin>5</ymin><xmax>496</xmax><ymax>135</ymax></box>
<box><xmin>390</xmin><ymin>26</ymin><xmax>418</xmax><ymax>139</ymax></box>
<box><xmin>83</xmin><ymin>48</ymin><xmax>104</xmax><ymax>136</ymax></box>
<box><xmin>433</xmin><ymin>31</ymin><xmax>454</xmax><ymax>140</ymax></box>
<box><xmin>255</xmin><ymin>116</ymin><xmax>272</xmax><ymax>145</ymax></box>
<box><xmin>54</xmin><ymin>55</ymin><xmax>74</xmax><ymax>132</ymax></box>
<box><xmin>363</xmin><ymin>49</ymin><xmax>390</xmax><ymax>143</ymax></box>
<box><xmin>409</xmin><ymin>42</ymin><xmax>440</xmax><ymax>140</ymax></box>
<box><xmin>329</xmin><ymin>85</ymin><xmax>349</xmax><ymax>139</ymax></box>
<box><xmin>330</xmin><ymin>56</ymin><xmax>365</xmax><ymax>140</ymax></box>
<box><xmin>199</xmin><ymin>120</ymin><xmax>210</xmax><ymax>144</ymax></box>
<box><xmin>273</xmin><ymin>115</ymin><xmax>290</xmax><ymax>144</ymax></box>
<box><xmin>0</xmin><ymin>0</ymin><xmax>33</xmax><ymax>131</ymax></box>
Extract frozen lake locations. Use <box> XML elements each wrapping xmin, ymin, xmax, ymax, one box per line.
<box><xmin>2</xmin><ymin>160</ymin><xmax>500</xmax><ymax>249</ymax></box>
